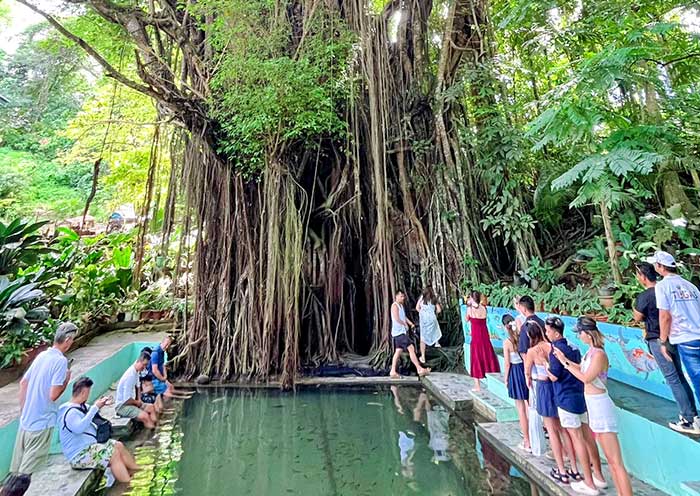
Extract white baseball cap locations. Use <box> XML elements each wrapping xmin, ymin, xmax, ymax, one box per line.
<box><xmin>646</xmin><ymin>251</ymin><xmax>676</xmax><ymax>267</ymax></box>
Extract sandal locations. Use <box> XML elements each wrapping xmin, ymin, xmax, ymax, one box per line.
<box><xmin>567</xmin><ymin>469</ymin><xmax>583</xmax><ymax>482</ymax></box>
<box><xmin>550</xmin><ymin>468</ymin><xmax>570</xmax><ymax>485</ymax></box>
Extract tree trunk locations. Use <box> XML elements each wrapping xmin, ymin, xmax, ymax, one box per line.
<box><xmin>599</xmin><ymin>201</ymin><xmax>622</xmax><ymax>287</ymax></box>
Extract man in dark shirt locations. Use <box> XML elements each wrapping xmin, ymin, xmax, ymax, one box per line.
<box><xmin>516</xmin><ymin>295</ymin><xmax>545</xmax><ymax>361</ymax></box>
<box><xmin>634</xmin><ymin>262</ymin><xmax>699</xmax><ymax>434</ymax></box>
<box><xmin>545</xmin><ymin>317</ymin><xmax>605</xmax><ymax>493</ymax></box>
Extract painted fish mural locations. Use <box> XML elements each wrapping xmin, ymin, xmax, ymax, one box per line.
<box><xmin>605</xmin><ymin>329</ymin><xmax>658</xmax><ymax>379</ymax></box>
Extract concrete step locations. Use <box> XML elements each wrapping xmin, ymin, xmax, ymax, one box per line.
<box><xmin>419</xmin><ymin>372</ymin><xmax>473</xmax><ymax>411</ymax></box>
<box><xmin>681</xmin><ymin>481</ymin><xmax>700</xmax><ymax>496</ymax></box>
<box><xmin>485</xmin><ymin>372</ymin><xmax>515</xmax><ymax>406</ymax></box>
<box><xmin>25</xmin><ymin>455</ymin><xmax>101</xmax><ymax>496</ymax></box>
<box><xmin>469</xmin><ymin>388</ymin><xmax>519</xmax><ymax>422</ymax></box>
<box><xmin>477</xmin><ymin>421</ymin><xmax>667</xmax><ymax>496</ymax></box>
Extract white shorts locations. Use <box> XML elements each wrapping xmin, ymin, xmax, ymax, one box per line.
<box><xmin>558</xmin><ymin>407</ymin><xmax>589</xmax><ymax>429</ymax></box>
<box><xmin>585</xmin><ymin>393</ymin><xmax>618</xmax><ymax>433</ymax></box>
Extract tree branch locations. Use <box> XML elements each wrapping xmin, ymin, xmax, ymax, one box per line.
<box><xmin>14</xmin><ymin>0</ymin><xmax>162</xmax><ymax>101</ymax></box>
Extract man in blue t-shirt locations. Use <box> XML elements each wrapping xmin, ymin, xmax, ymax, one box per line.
<box><xmin>546</xmin><ymin>317</ymin><xmax>605</xmax><ymax>494</ymax></box>
<box><xmin>149</xmin><ymin>336</ymin><xmax>192</xmax><ymax>400</ymax></box>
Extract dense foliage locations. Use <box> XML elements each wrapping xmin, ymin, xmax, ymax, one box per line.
<box><xmin>3</xmin><ymin>0</ymin><xmax>699</xmax><ymax>383</ymax></box>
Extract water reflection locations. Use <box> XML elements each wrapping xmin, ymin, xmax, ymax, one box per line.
<box><xmin>103</xmin><ymin>387</ymin><xmax>533</xmax><ymax>496</ymax></box>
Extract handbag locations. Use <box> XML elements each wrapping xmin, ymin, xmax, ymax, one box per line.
<box><xmin>63</xmin><ymin>404</ymin><xmax>113</xmax><ymax>444</ymax></box>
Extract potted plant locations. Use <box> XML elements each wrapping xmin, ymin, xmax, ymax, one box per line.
<box><xmin>597</xmin><ymin>281</ymin><xmax>616</xmax><ymax>309</ymax></box>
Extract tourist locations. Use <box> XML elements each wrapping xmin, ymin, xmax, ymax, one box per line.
<box><xmin>115</xmin><ymin>352</ymin><xmax>158</xmax><ymax>429</ymax></box>
<box><xmin>649</xmin><ymin>251</ymin><xmax>700</xmax><ymax>430</ymax></box>
<box><xmin>11</xmin><ymin>323</ymin><xmax>76</xmax><ymax>477</ymax></box>
<box><xmin>524</xmin><ymin>320</ymin><xmax>576</xmax><ymax>486</ymax></box>
<box><xmin>416</xmin><ymin>286</ymin><xmax>442</xmax><ymax>364</ymax></box>
<box><xmin>390</xmin><ymin>291</ymin><xmax>431</xmax><ymax>378</ymax></box>
<box><xmin>58</xmin><ymin>377</ymin><xmax>139</xmax><ymax>484</ymax></box>
<box><xmin>465</xmin><ymin>291</ymin><xmax>500</xmax><ymax>391</ymax></box>
<box><xmin>545</xmin><ymin>317</ymin><xmax>606</xmax><ymax>495</ymax></box>
<box><xmin>150</xmin><ymin>336</ymin><xmax>192</xmax><ymax>399</ymax></box>
<box><xmin>502</xmin><ymin>314</ymin><xmax>530</xmax><ymax>452</ymax></box>
<box><xmin>553</xmin><ymin>317</ymin><xmax>633</xmax><ymax>496</ymax></box>
<box><xmin>0</xmin><ymin>474</ymin><xmax>30</xmax><ymax>496</ymax></box>
<box><xmin>634</xmin><ymin>262</ymin><xmax>699</xmax><ymax>433</ymax></box>
<box><xmin>516</xmin><ymin>295</ymin><xmax>545</xmax><ymax>360</ymax></box>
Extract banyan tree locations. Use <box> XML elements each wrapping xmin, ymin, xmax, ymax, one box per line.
<box><xmin>21</xmin><ymin>0</ymin><xmax>542</xmax><ymax>386</ymax></box>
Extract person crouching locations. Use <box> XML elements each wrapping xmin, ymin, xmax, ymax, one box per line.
<box><xmin>58</xmin><ymin>377</ymin><xmax>139</xmax><ymax>484</ymax></box>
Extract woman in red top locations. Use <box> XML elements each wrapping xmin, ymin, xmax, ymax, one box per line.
<box><xmin>465</xmin><ymin>291</ymin><xmax>500</xmax><ymax>391</ymax></box>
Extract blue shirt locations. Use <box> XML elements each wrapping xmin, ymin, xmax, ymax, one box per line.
<box><xmin>149</xmin><ymin>345</ymin><xmax>165</xmax><ymax>377</ymax></box>
<box><xmin>517</xmin><ymin>315</ymin><xmax>545</xmax><ymax>355</ymax></box>
<box><xmin>549</xmin><ymin>338</ymin><xmax>586</xmax><ymax>414</ymax></box>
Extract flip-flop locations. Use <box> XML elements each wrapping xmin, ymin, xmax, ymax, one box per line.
<box><xmin>390</xmin><ymin>373</ymin><xmax>401</xmax><ymax>379</ymax></box>
<box><xmin>418</xmin><ymin>368</ymin><xmax>431</xmax><ymax>377</ymax></box>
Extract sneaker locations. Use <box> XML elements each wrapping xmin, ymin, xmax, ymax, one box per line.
<box><xmin>517</xmin><ymin>441</ymin><xmax>531</xmax><ymax>453</ymax></box>
<box><xmin>105</xmin><ymin>468</ymin><xmax>115</xmax><ymax>488</ymax></box>
<box><xmin>669</xmin><ymin>417</ymin><xmax>700</xmax><ymax>434</ymax></box>
<box><xmin>593</xmin><ymin>475</ymin><xmax>608</xmax><ymax>489</ymax></box>
<box><xmin>571</xmin><ymin>481</ymin><xmax>600</xmax><ymax>495</ymax></box>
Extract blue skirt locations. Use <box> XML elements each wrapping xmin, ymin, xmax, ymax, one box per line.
<box><xmin>536</xmin><ymin>380</ymin><xmax>558</xmax><ymax>418</ymax></box>
<box><xmin>507</xmin><ymin>363</ymin><xmax>529</xmax><ymax>401</ymax></box>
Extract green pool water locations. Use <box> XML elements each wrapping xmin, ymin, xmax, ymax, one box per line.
<box><xmin>108</xmin><ymin>387</ymin><xmax>531</xmax><ymax>496</ymax></box>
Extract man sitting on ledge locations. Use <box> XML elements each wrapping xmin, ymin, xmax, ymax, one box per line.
<box><xmin>115</xmin><ymin>352</ymin><xmax>158</xmax><ymax>428</ymax></box>
<box><xmin>58</xmin><ymin>377</ymin><xmax>140</xmax><ymax>485</ymax></box>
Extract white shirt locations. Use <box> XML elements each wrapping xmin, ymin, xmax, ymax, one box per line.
<box><xmin>391</xmin><ymin>302</ymin><xmax>407</xmax><ymax>337</ymax></box>
<box><xmin>115</xmin><ymin>365</ymin><xmax>140</xmax><ymax>409</ymax></box>
<box><xmin>58</xmin><ymin>402</ymin><xmax>99</xmax><ymax>461</ymax></box>
<box><xmin>20</xmin><ymin>347</ymin><xmax>68</xmax><ymax>431</ymax></box>
<box><xmin>655</xmin><ymin>274</ymin><xmax>700</xmax><ymax>344</ymax></box>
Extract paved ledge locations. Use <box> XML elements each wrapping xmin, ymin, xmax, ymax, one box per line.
<box><xmin>477</xmin><ymin>421</ymin><xmax>668</xmax><ymax>496</ymax></box>
<box><xmin>24</xmin><ymin>455</ymin><xmax>101</xmax><ymax>496</ymax></box>
<box><xmin>419</xmin><ymin>372</ymin><xmax>474</xmax><ymax>411</ymax></box>
<box><xmin>0</xmin><ymin>330</ymin><xmax>165</xmax><ymax>429</ymax></box>
<box><xmin>177</xmin><ymin>375</ymin><xmax>421</xmax><ymax>389</ymax></box>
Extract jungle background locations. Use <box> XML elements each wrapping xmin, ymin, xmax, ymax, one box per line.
<box><xmin>0</xmin><ymin>0</ymin><xmax>698</xmax><ymax>385</ymax></box>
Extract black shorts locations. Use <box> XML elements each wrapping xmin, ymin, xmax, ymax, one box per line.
<box><xmin>393</xmin><ymin>334</ymin><xmax>412</xmax><ymax>350</ymax></box>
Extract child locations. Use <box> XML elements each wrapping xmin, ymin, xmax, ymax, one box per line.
<box><xmin>140</xmin><ymin>375</ymin><xmax>157</xmax><ymax>406</ymax></box>
<box><xmin>502</xmin><ymin>314</ymin><xmax>530</xmax><ymax>452</ymax></box>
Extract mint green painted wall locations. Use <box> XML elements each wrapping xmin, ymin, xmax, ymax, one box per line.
<box><xmin>615</xmin><ymin>408</ymin><xmax>700</xmax><ymax>495</ymax></box>
<box><xmin>0</xmin><ymin>341</ymin><xmax>159</xmax><ymax>479</ymax></box>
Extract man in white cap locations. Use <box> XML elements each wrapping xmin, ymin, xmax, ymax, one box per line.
<box><xmin>649</xmin><ymin>251</ymin><xmax>700</xmax><ymax>431</ymax></box>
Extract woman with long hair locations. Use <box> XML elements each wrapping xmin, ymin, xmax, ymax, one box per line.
<box><xmin>502</xmin><ymin>314</ymin><xmax>530</xmax><ymax>451</ymax></box>
<box><xmin>465</xmin><ymin>290</ymin><xmax>500</xmax><ymax>391</ymax></box>
<box><xmin>525</xmin><ymin>320</ymin><xmax>577</xmax><ymax>485</ymax></box>
<box><xmin>552</xmin><ymin>317</ymin><xmax>633</xmax><ymax>496</ymax></box>
<box><xmin>416</xmin><ymin>286</ymin><xmax>442</xmax><ymax>364</ymax></box>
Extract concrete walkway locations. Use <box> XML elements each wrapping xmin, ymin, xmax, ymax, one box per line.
<box><xmin>479</xmin><ymin>420</ymin><xmax>666</xmax><ymax>496</ymax></box>
<box><xmin>0</xmin><ymin>330</ymin><xmax>165</xmax><ymax>429</ymax></box>
<box><xmin>421</xmin><ymin>371</ymin><xmax>668</xmax><ymax>496</ymax></box>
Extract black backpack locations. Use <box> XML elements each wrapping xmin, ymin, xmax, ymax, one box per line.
<box><xmin>62</xmin><ymin>404</ymin><xmax>113</xmax><ymax>444</ymax></box>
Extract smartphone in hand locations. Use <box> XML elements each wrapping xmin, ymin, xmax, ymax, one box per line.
<box><xmin>68</xmin><ymin>358</ymin><xmax>75</xmax><ymax>369</ymax></box>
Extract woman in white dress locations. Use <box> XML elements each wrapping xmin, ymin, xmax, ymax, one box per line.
<box><xmin>416</xmin><ymin>286</ymin><xmax>442</xmax><ymax>364</ymax></box>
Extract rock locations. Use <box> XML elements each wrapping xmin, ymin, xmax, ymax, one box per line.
<box><xmin>195</xmin><ymin>374</ymin><xmax>210</xmax><ymax>385</ymax></box>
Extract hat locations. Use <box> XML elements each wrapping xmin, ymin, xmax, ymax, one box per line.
<box><xmin>646</xmin><ymin>251</ymin><xmax>676</xmax><ymax>268</ymax></box>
